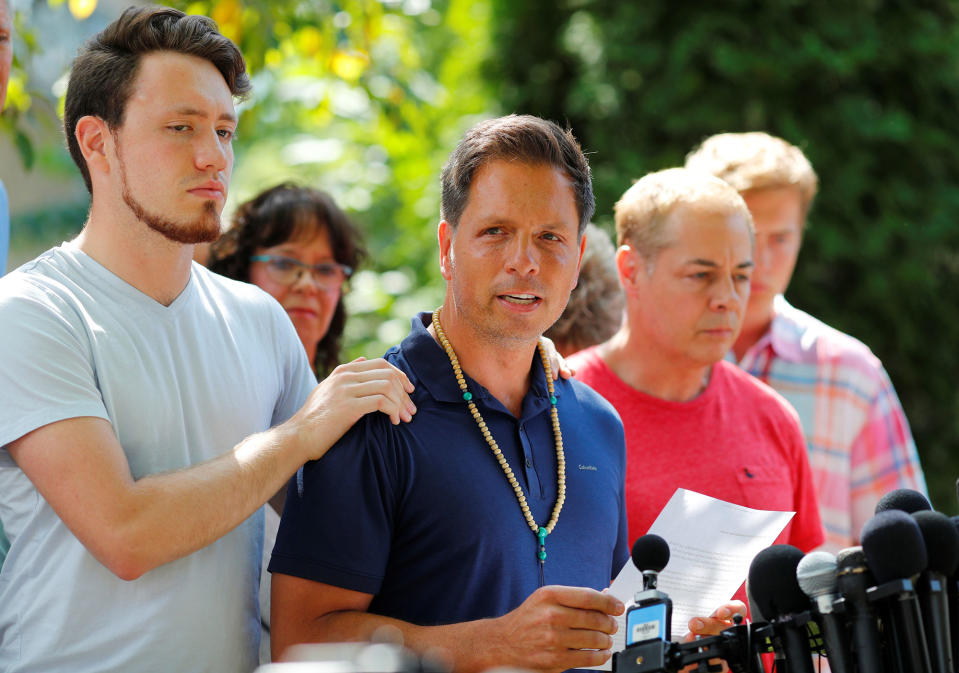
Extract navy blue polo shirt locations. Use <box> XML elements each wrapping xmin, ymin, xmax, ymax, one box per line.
<box><xmin>270</xmin><ymin>312</ymin><xmax>628</xmax><ymax>627</ymax></box>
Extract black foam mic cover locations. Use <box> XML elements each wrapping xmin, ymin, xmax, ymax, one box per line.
<box><xmin>862</xmin><ymin>511</ymin><xmax>932</xmax><ymax>673</ymax></box>
<box><xmin>748</xmin><ymin>545</ymin><xmax>815</xmax><ymax>673</ymax></box>
<box><xmin>912</xmin><ymin>511</ymin><xmax>958</xmax><ymax>673</ymax></box>
<box><xmin>875</xmin><ymin>488</ymin><xmax>932</xmax><ymax>515</ymax></box>
<box><xmin>861</xmin><ymin>510</ymin><xmax>927</xmax><ymax>583</ymax></box>
<box><xmin>913</xmin><ymin>511</ymin><xmax>959</xmax><ymax>577</ymax></box>
<box><xmin>748</xmin><ymin>545</ymin><xmax>809</xmax><ymax>619</ymax></box>
<box><xmin>631</xmin><ymin>534</ymin><xmax>670</xmax><ymax>573</ymax></box>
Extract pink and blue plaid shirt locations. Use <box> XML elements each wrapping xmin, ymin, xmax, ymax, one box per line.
<box><xmin>735</xmin><ymin>296</ymin><xmax>926</xmax><ymax>552</ymax></box>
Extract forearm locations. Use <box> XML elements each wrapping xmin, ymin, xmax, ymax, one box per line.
<box><xmin>275</xmin><ymin>609</ymin><xmax>500</xmax><ymax>673</ymax></box>
<box><xmin>113</xmin><ymin>424</ymin><xmax>306</xmax><ymax>576</ymax></box>
<box><xmin>10</xmin><ymin>359</ymin><xmax>416</xmax><ymax>580</ymax></box>
<box><xmin>9</xmin><ymin>417</ymin><xmax>313</xmax><ymax>581</ymax></box>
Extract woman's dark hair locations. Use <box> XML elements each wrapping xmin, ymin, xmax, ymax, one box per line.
<box><xmin>208</xmin><ymin>183</ymin><xmax>365</xmax><ymax>377</ymax></box>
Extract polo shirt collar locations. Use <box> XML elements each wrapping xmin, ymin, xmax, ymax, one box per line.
<box><xmin>399</xmin><ymin>312</ymin><xmax>559</xmax><ymax>412</ymax></box>
<box><xmin>766</xmin><ymin>295</ymin><xmax>806</xmax><ymax>363</ymax></box>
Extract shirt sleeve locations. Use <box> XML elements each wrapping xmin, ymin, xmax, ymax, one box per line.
<box><xmin>269</xmin><ymin>413</ymin><xmax>401</xmax><ymax>595</ymax></box>
<box><xmin>267</xmin><ymin>300</ymin><xmax>317</xmax><ymax>426</ymax></box>
<box><xmin>849</xmin><ymin>367</ymin><xmax>927</xmax><ymax>541</ymax></box>
<box><xmin>0</xmin><ymin>279</ymin><xmax>110</xmax><ymax>449</ymax></box>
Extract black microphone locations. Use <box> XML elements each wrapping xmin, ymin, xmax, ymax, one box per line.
<box><xmin>875</xmin><ymin>488</ymin><xmax>932</xmax><ymax>514</ymax></box>
<box><xmin>624</xmin><ymin>535</ymin><xmax>673</xmax><ymax>646</ymax></box>
<box><xmin>748</xmin><ymin>545</ymin><xmax>815</xmax><ymax>673</ymax></box>
<box><xmin>862</xmin><ymin>509</ymin><xmax>932</xmax><ymax>673</ymax></box>
<box><xmin>836</xmin><ymin>546</ymin><xmax>885</xmax><ymax>673</ymax></box>
<box><xmin>744</xmin><ymin>578</ymin><xmax>773</xmax><ymax>673</ymax></box>
<box><xmin>949</xmin><ymin>516</ymin><xmax>959</xmax><ymax>673</ymax></box>
<box><xmin>796</xmin><ymin>550</ymin><xmax>852</xmax><ymax>673</ymax></box>
<box><xmin>912</xmin><ymin>511</ymin><xmax>959</xmax><ymax>673</ymax></box>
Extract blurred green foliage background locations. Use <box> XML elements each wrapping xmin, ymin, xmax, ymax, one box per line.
<box><xmin>5</xmin><ymin>0</ymin><xmax>958</xmax><ymax>512</ymax></box>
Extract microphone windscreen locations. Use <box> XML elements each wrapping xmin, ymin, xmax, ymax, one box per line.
<box><xmin>631</xmin><ymin>534</ymin><xmax>670</xmax><ymax>573</ymax></box>
<box><xmin>796</xmin><ymin>550</ymin><xmax>838</xmax><ymax>599</ymax></box>
<box><xmin>836</xmin><ymin>546</ymin><xmax>876</xmax><ymax>593</ymax></box>
<box><xmin>875</xmin><ymin>488</ymin><xmax>932</xmax><ymax>515</ymax></box>
<box><xmin>861</xmin><ymin>510</ymin><xmax>928</xmax><ymax>583</ymax></box>
<box><xmin>748</xmin><ymin>544</ymin><xmax>809</xmax><ymax>619</ymax></box>
<box><xmin>836</xmin><ymin>546</ymin><xmax>866</xmax><ymax>572</ymax></box>
<box><xmin>952</xmin><ymin>516</ymin><xmax>959</xmax><ymax>579</ymax></box>
<box><xmin>745</xmin><ymin>578</ymin><xmax>766</xmax><ymax>623</ymax></box>
<box><xmin>912</xmin><ymin>510</ymin><xmax>959</xmax><ymax>575</ymax></box>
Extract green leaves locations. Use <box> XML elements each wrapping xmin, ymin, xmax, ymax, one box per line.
<box><xmin>181</xmin><ymin>0</ymin><xmax>495</xmax><ymax>358</ymax></box>
<box><xmin>490</xmin><ymin>0</ymin><xmax>959</xmax><ymax>512</ymax></box>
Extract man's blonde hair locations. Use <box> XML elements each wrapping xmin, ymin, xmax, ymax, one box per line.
<box><xmin>685</xmin><ymin>132</ymin><xmax>819</xmax><ymax>219</ymax></box>
<box><xmin>614</xmin><ymin>168</ymin><xmax>753</xmax><ymax>264</ymax></box>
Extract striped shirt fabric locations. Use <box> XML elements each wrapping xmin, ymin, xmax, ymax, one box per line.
<box><xmin>735</xmin><ymin>296</ymin><xmax>927</xmax><ymax>552</ymax></box>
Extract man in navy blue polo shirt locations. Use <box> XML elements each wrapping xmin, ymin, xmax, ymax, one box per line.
<box><xmin>270</xmin><ymin>115</ymin><xmax>631</xmax><ymax>671</ymax></box>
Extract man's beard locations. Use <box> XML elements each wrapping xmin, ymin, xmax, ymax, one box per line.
<box><xmin>118</xmin><ymin>152</ymin><xmax>222</xmax><ymax>245</ymax></box>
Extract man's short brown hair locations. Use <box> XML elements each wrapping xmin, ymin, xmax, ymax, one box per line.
<box><xmin>441</xmin><ymin>114</ymin><xmax>595</xmax><ymax>236</ymax></box>
<box><xmin>615</xmin><ymin>168</ymin><xmax>753</xmax><ymax>265</ymax></box>
<box><xmin>684</xmin><ymin>132</ymin><xmax>819</xmax><ymax>219</ymax></box>
<box><xmin>64</xmin><ymin>5</ymin><xmax>250</xmax><ymax>193</ymax></box>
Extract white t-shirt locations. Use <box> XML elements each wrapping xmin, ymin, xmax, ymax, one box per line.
<box><xmin>0</xmin><ymin>243</ymin><xmax>316</xmax><ymax>673</ymax></box>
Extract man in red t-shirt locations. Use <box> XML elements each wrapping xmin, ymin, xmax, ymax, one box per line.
<box><xmin>570</xmin><ymin>168</ymin><xmax>824</xmax><ymax>576</ymax></box>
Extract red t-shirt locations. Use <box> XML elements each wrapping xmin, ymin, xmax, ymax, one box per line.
<box><xmin>570</xmin><ymin>347</ymin><xmax>824</xmax><ymax>557</ymax></box>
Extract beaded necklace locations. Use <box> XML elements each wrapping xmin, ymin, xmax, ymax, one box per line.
<box><xmin>431</xmin><ymin>307</ymin><xmax>566</xmax><ymax>584</ymax></box>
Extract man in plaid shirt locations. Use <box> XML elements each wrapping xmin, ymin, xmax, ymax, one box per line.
<box><xmin>686</xmin><ymin>132</ymin><xmax>926</xmax><ymax>552</ymax></box>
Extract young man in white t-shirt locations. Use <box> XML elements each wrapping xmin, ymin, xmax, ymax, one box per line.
<box><xmin>0</xmin><ymin>7</ymin><xmax>414</xmax><ymax>672</ymax></box>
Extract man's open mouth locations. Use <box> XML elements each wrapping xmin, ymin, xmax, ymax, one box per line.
<box><xmin>501</xmin><ymin>293</ymin><xmax>540</xmax><ymax>305</ymax></box>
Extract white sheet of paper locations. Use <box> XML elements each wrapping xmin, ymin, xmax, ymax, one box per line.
<box><xmin>590</xmin><ymin>488</ymin><xmax>795</xmax><ymax>670</ymax></box>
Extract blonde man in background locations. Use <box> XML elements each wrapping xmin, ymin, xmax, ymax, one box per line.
<box><xmin>570</xmin><ymin>169</ymin><xmax>823</xmax><ymax>607</ymax></box>
<box><xmin>686</xmin><ymin>132</ymin><xmax>925</xmax><ymax>551</ymax></box>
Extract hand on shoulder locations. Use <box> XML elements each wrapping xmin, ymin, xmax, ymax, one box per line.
<box><xmin>282</xmin><ymin>357</ymin><xmax>416</xmax><ymax>463</ymax></box>
<box><xmin>540</xmin><ymin>336</ymin><xmax>575</xmax><ymax>380</ymax></box>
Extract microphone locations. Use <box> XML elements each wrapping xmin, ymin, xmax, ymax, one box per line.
<box><xmin>796</xmin><ymin>550</ymin><xmax>852</xmax><ymax>673</ymax></box>
<box><xmin>949</xmin><ymin>516</ymin><xmax>959</xmax><ymax>673</ymax></box>
<box><xmin>836</xmin><ymin>546</ymin><xmax>884</xmax><ymax>673</ymax></box>
<box><xmin>748</xmin><ymin>545</ymin><xmax>815</xmax><ymax>673</ymax></box>
<box><xmin>744</xmin><ymin>579</ymin><xmax>773</xmax><ymax>673</ymax></box>
<box><xmin>875</xmin><ymin>488</ymin><xmax>932</xmax><ymax>514</ymax></box>
<box><xmin>862</xmin><ymin>509</ymin><xmax>932</xmax><ymax>673</ymax></box>
<box><xmin>625</xmin><ymin>535</ymin><xmax>673</xmax><ymax>646</ymax></box>
<box><xmin>912</xmin><ymin>511</ymin><xmax>959</xmax><ymax>673</ymax></box>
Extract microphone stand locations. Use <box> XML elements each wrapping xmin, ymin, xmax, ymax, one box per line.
<box><xmin>868</xmin><ymin>577</ymin><xmax>933</xmax><ymax>673</ymax></box>
<box><xmin>613</xmin><ymin>617</ymin><xmax>761</xmax><ymax>673</ymax></box>
<box><xmin>917</xmin><ymin>571</ymin><xmax>953</xmax><ymax>673</ymax></box>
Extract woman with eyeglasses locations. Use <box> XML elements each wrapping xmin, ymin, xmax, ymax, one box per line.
<box><xmin>208</xmin><ymin>182</ymin><xmax>364</xmax><ymax>378</ymax></box>
<box><xmin>207</xmin><ymin>182</ymin><xmax>366</xmax><ymax>663</ymax></box>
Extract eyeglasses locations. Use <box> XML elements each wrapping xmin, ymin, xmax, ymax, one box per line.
<box><xmin>249</xmin><ymin>255</ymin><xmax>353</xmax><ymax>290</ymax></box>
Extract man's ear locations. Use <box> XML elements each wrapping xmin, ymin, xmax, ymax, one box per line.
<box><xmin>438</xmin><ymin>220</ymin><xmax>454</xmax><ymax>281</ymax></box>
<box><xmin>74</xmin><ymin>115</ymin><xmax>113</xmax><ymax>178</ymax></box>
<box><xmin>616</xmin><ymin>244</ymin><xmax>643</xmax><ymax>296</ymax></box>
